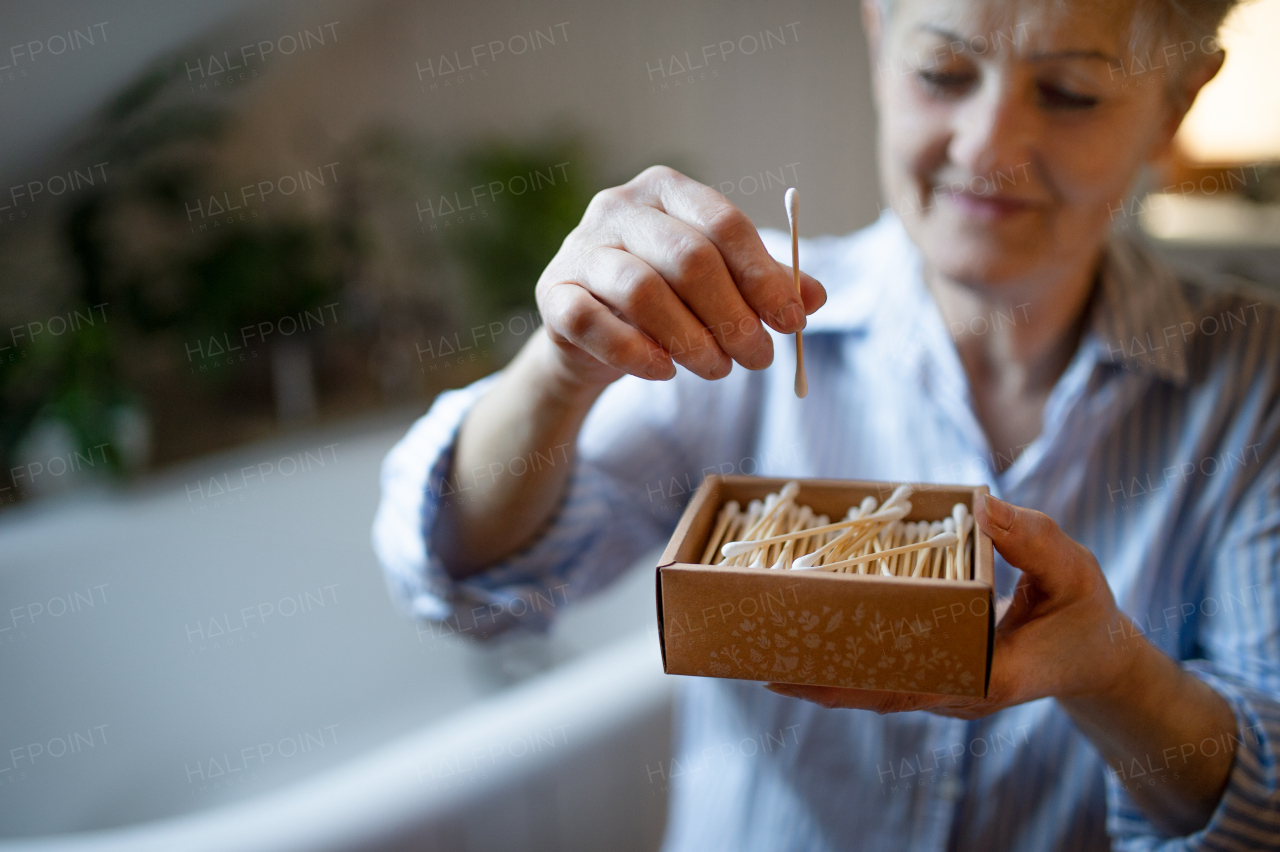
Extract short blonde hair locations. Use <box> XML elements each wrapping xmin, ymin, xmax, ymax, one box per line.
<box><xmin>1147</xmin><ymin>0</ymin><xmax>1241</xmax><ymax>46</ymax></box>
<box><xmin>878</xmin><ymin>0</ymin><xmax>1241</xmax><ymax>67</ymax></box>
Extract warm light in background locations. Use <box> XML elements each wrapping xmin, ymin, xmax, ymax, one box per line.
<box><xmin>1176</xmin><ymin>0</ymin><xmax>1280</xmax><ymax>163</ymax></box>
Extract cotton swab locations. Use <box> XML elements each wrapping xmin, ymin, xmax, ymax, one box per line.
<box><xmin>703</xmin><ymin>482</ymin><xmax>974</xmax><ymax>580</ymax></box>
<box><xmin>941</xmin><ymin>517</ymin><xmax>956</xmax><ymax>579</ymax></box>
<box><xmin>897</xmin><ymin>522</ymin><xmax>919</xmax><ymax>575</ymax></box>
<box><xmin>722</xmin><ymin>504</ymin><xmax>908</xmax><ymax>560</ymax></box>
<box><xmin>769</xmin><ymin>505</ymin><xmax>813</xmax><ymax>570</ymax></box>
<box><xmin>794</xmin><ymin>498</ymin><xmax>875</xmax><ymax>569</ymax></box>
<box><xmin>926</xmin><ymin>521</ymin><xmax>944</xmax><ymax>578</ymax></box>
<box><xmin>785</xmin><ymin>188</ymin><xmax>807</xmax><ymax>399</ymax></box>
<box><xmin>793</xmin><ymin>502</ymin><xmax>906</xmax><ymax>569</ymax></box>
<box><xmin>909</xmin><ymin>523</ymin><xmax>934</xmax><ymax>578</ymax></box>
<box><xmin>700</xmin><ymin>500</ymin><xmax>740</xmax><ymax>564</ymax></box>
<box><xmin>952</xmin><ymin>503</ymin><xmax>970</xmax><ymax>581</ymax></box>
<box><xmin>836</xmin><ymin>530</ymin><xmax>959</xmax><ymax>575</ymax></box>
<box><xmin>723</xmin><ymin>500</ymin><xmax>763</xmax><ymax>565</ymax></box>
<box><xmin>714</xmin><ymin>508</ymin><xmax>749</xmax><ymax>564</ymax></box>
<box><xmin>738</xmin><ymin>481</ymin><xmax>798</xmax><ymax>540</ymax></box>
<box><xmin>880</xmin><ymin>484</ymin><xmax>914</xmax><ymax>511</ymax></box>
<box><xmin>727</xmin><ymin>496</ymin><xmax>773</xmax><ymax>564</ymax></box>
<box><xmin>796</xmin><ymin>532</ymin><xmax>959</xmax><ymax>572</ymax></box>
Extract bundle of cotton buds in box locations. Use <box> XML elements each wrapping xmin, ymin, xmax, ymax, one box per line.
<box><xmin>700</xmin><ymin>481</ymin><xmax>974</xmax><ymax>580</ymax></box>
<box><xmin>655</xmin><ymin>475</ymin><xmax>995</xmax><ymax>694</ymax></box>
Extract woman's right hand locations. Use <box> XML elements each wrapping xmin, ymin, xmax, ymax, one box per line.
<box><xmin>533</xmin><ymin>166</ymin><xmax>827</xmax><ymax>392</ymax></box>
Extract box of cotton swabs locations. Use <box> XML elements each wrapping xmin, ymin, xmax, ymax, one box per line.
<box><xmin>654</xmin><ymin>475</ymin><xmax>995</xmax><ymax>697</ymax></box>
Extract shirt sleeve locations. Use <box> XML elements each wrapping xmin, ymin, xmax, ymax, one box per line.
<box><xmin>371</xmin><ymin>361</ymin><xmax>762</xmax><ymax>639</ymax></box>
<box><xmin>1105</xmin><ymin>456</ymin><xmax>1280</xmax><ymax>851</ymax></box>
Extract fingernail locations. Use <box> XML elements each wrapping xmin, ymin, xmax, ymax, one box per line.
<box><xmin>813</xmin><ymin>279</ymin><xmax>828</xmax><ymax>307</ymax></box>
<box><xmin>764</xmin><ymin>683</ymin><xmax>798</xmax><ymax>698</ymax></box>
<box><xmin>705</xmin><ymin>353</ymin><xmax>733</xmax><ymax>381</ymax></box>
<box><xmin>784</xmin><ymin>300</ymin><xmax>805</xmax><ymax>330</ymax></box>
<box><xmin>983</xmin><ymin>493</ymin><xmax>1015</xmax><ymax>529</ymax></box>
<box><xmin>768</xmin><ymin>300</ymin><xmax>802</xmax><ymax>332</ymax></box>
<box><xmin>646</xmin><ymin>359</ymin><xmax>675</xmax><ymax>381</ymax></box>
<box><xmin>746</xmin><ymin>335</ymin><xmax>773</xmax><ymax>370</ymax></box>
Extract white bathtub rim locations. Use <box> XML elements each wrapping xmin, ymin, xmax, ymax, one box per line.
<box><xmin>0</xmin><ymin>629</ymin><xmax>672</xmax><ymax>852</ymax></box>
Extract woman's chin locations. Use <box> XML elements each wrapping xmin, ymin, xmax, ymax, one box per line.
<box><xmin>908</xmin><ymin>218</ymin><xmax>1050</xmax><ymax>285</ymax></box>
<box><xmin>918</xmin><ymin>239</ymin><xmax>1042</xmax><ymax>292</ymax></box>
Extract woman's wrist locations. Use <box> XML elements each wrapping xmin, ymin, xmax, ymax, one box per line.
<box><xmin>1057</xmin><ymin>623</ymin><xmax>1237</xmax><ymax>834</ymax></box>
<box><xmin>520</xmin><ymin>327</ymin><xmax>617</xmax><ymax>413</ymax></box>
<box><xmin>1059</xmin><ymin>623</ymin><xmax>1160</xmax><ymax>716</ymax></box>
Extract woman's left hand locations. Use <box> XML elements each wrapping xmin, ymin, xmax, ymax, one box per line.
<box><xmin>765</xmin><ymin>494</ymin><xmax>1137</xmax><ymax>717</ymax></box>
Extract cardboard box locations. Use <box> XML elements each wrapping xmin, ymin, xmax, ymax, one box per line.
<box><xmin>655</xmin><ymin>476</ymin><xmax>995</xmax><ymax>697</ymax></box>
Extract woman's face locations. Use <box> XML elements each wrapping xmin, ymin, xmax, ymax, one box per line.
<box><xmin>871</xmin><ymin>0</ymin><xmax>1186</xmax><ymax>296</ymax></box>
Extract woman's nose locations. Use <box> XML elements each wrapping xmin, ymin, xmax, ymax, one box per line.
<box><xmin>947</xmin><ymin>78</ymin><xmax>1039</xmax><ymax>185</ymax></box>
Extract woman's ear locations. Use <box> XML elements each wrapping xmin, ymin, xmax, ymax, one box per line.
<box><xmin>1151</xmin><ymin>49</ymin><xmax>1226</xmax><ymax>160</ymax></box>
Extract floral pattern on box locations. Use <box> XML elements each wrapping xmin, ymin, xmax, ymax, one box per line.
<box><xmin>697</xmin><ymin>603</ymin><xmax>978</xmax><ymax>696</ymax></box>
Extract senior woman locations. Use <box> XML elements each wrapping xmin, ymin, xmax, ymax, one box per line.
<box><xmin>374</xmin><ymin>0</ymin><xmax>1280</xmax><ymax>847</ymax></box>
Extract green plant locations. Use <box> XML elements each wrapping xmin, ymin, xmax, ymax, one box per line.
<box><xmin>439</xmin><ymin>137</ymin><xmax>593</xmax><ymax>320</ymax></box>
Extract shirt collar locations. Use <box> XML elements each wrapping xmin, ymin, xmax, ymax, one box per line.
<box><xmin>798</xmin><ymin>212</ymin><xmax>1192</xmax><ymax>386</ymax></box>
<box><xmin>800</xmin><ymin>209</ymin><xmax>914</xmax><ymax>334</ymax></box>
<box><xmin>1086</xmin><ymin>230</ymin><xmax>1191</xmax><ymax>386</ymax></box>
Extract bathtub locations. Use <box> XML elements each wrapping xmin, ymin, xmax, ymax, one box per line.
<box><xmin>0</xmin><ymin>411</ymin><xmax>673</xmax><ymax>850</ymax></box>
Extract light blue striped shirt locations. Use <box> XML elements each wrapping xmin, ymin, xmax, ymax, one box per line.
<box><xmin>373</xmin><ymin>212</ymin><xmax>1280</xmax><ymax>851</ymax></box>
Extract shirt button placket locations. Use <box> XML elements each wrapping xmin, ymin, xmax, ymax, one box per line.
<box><xmin>916</xmin><ymin>716</ymin><xmax>969</xmax><ymax>851</ymax></box>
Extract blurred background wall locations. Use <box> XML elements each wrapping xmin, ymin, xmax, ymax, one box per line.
<box><xmin>0</xmin><ymin>0</ymin><xmax>880</xmax><ymax>487</ymax></box>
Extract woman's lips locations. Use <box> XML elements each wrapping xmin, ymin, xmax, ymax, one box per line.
<box><xmin>945</xmin><ymin>191</ymin><xmax>1037</xmax><ymax>221</ymax></box>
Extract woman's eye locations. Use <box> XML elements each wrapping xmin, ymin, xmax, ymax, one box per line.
<box><xmin>1036</xmin><ymin>82</ymin><xmax>1099</xmax><ymax>109</ymax></box>
<box><xmin>917</xmin><ymin>69</ymin><xmax>976</xmax><ymax>94</ymax></box>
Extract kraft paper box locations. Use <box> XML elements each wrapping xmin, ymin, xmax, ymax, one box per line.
<box><xmin>655</xmin><ymin>476</ymin><xmax>995</xmax><ymax>697</ymax></box>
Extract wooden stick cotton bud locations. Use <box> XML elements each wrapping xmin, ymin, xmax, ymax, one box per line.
<box><xmin>785</xmin><ymin>188</ymin><xmax>807</xmax><ymax>399</ymax></box>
